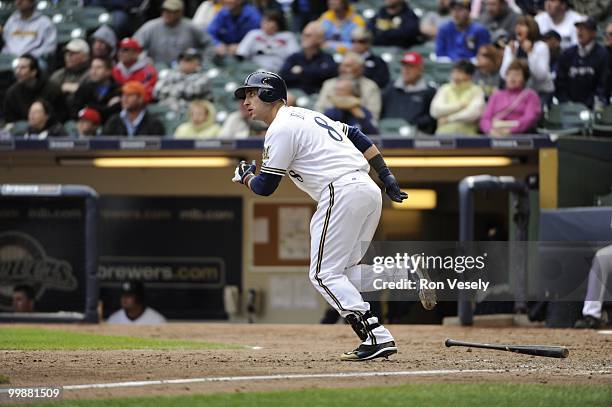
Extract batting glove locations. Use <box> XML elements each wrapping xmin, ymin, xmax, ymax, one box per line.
<box><xmin>380</xmin><ymin>171</ymin><xmax>408</xmax><ymax>203</ymax></box>
<box><xmin>232</xmin><ymin>160</ymin><xmax>257</xmax><ymax>184</ymax></box>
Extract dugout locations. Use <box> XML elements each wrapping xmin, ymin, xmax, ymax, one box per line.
<box><xmin>0</xmin><ymin>184</ymin><xmax>99</xmax><ymax>323</ymax></box>
<box><xmin>0</xmin><ymin>135</ymin><xmax>608</xmax><ymax>323</ymax></box>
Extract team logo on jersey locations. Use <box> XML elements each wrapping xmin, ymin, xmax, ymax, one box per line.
<box><xmin>262</xmin><ymin>145</ymin><xmax>270</xmax><ymax>161</ymax></box>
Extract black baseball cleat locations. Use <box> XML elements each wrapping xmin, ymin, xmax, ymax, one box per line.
<box><xmin>573</xmin><ymin>315</ymin><xmax>606</xmax><ymax>329</ymax></box>
<box><xmin>340</xmin><ymin>341</ymin><xmax>397</xmax><ymax>361</ymax></box>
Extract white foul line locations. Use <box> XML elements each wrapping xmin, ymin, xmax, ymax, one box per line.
<box><xmin>59</xmin><ymin>369</ymin><xmax>504</xmax><ymax>391</ymax></box>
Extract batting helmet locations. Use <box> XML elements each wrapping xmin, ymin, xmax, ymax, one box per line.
<box><xmin>234</xmin><ymin>71</ymin><xmax>287</xmax><ymax>103</ymax></box>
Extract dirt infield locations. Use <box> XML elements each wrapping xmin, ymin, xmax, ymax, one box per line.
<box><xmin>2</xmin><ymin>324</ymin><xmax>611</xmax><ymax>400</ymax></box>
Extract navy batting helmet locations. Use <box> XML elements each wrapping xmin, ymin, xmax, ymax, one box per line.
<box><xmin>234</xmin><ymin>71</ymin><xmax>287</xmax><ymax>103</ymax></box>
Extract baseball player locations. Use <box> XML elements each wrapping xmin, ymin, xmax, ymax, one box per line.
<box><xmin>232</xmin><ymin>71</ymin><xmax>433</xmax><ymax>361</ymax></box>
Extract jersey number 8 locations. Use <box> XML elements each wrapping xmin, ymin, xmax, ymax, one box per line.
<box><xmin>314</xmin><ymin>116</ymin><xmax>343</xmax><ymax>142</ymax></box>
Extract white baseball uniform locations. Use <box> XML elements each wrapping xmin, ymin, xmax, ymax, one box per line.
<box><xmin>260</xmin><ymin>105</ymin><xmax>394</xmax><ymax>345</ymax></box>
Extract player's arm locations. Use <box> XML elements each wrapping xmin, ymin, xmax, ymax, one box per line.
<box><xmin>232</xmin><ymin>160</ymin><xmax>282</xmax><ymax>196</ymax></box>
<box><xmin>344</xmin><ymin>125</ymin><xmax>408</xmax><ymax>203</ymax></box>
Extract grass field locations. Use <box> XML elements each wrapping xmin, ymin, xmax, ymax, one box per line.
<box><xmin>0</xmin><ymin>327</ymin><xmax>236</xmax><ymax>351</ymax></box>
<box><xmin>17</xmin><ymin>384</ymin><xmax>612</xmax><ymax>407</ymax></box>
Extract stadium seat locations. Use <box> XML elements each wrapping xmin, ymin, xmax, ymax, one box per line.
<box><xmin>372</xmin><ymin>46</ymin><xmax>400</xmax><ymax>64</ymax></box>
<box><xmin>409</xmin><ymin>42</ymin><xmax>436</xmax><ymax>59</ymax></box>
<box><xmin>55</xmin><ymin>22</ymin><xmax>85</xmax><ymax>44</ymax></box>
<box><xmin>379</xmin><ymin>118</ymin><xmax>415</xmax><ymax>137</ymax></box>
<box><xmin>63</xmin><ymin>120</ymin><xmax>77</xmax><ymax>136</ymax></box>
<box><xmin>0</xmin><ymin>53</ymin><xmax>16</xmax><ymax>73</ymax></box>
<box><xmin>411</xmin><ymin>0</ymin><xmax>438</xmax><ymax>12</ymax></box>
<box><xmin>231</xmin><ymin>61</ymin><xmax>261</xmax><ymax>80</ymax></box>
<box><xmin>288</xmin><ymin>88</ymin><xmax>312</xmax><ymax>109</ymax></box>
<box><xmin>536</xmin><ymin>102</ymin><xmax>592</xmax><ymax>136</ymax></box>
<box><xmin>75</xmin><ymin>7</ymin><xmax>113</xmax><ymax>31</ymax></box>
<box><xmin>424</xmin><ymin>60</ymin><xmax>453</xmax><ymax>85</ymax></box>
<box><xmin>595</xmin><ymin>190</ymin><xmax>612</xmax><ymax>206</ymax></box>
<box><xmin>592</xmin><ymin>105</ymin><xmax>612</xmax><ymax>137</ymax></box>
<box><xmin>147</xmin><ymin>105</ymin><xmax>183</xmax><ymax>136</ymax></box>
<box><xmin>9</xmin><ymin>121</ymin><xmax>29</xmax><ymax>137</ymax></box>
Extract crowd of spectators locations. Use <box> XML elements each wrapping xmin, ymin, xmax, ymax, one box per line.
<box><xmin>0</xmin><ymin>0</ymin><xmax>611</xmax><ymax>138</ymax></box>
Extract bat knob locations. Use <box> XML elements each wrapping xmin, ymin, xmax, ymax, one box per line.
<box><xmin>445</xmin><ymin>338</ymin><xmax>452</xmax><ymax>347</ymax></box>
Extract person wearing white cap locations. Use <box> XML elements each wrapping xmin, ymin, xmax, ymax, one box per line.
<box><xmin>50</xmin><ymin>39</ymin><xmax>91</xmax><ymax>104</ymax></box>
<box><xmin>134</xmin><ymin>0</ymin><xmax>212</xmax><ymax>65</ymax></box>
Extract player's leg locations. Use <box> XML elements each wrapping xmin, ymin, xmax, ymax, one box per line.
<box><xmin>308</xmin><ymin>178</ymin><xmax>396</xmax><ymax>360</ymax></box>
<box><xmin>343</xmin><ymin>188</ymin><xmax>437</xmax><ymax>311</ymax></box>
<box><xmin>576</xmin><ymin>245</ymin><xmax>612</xmax><ymax>328</ymax></box>
<box><xmin>308</xmin><ymin>182</ymin><xmax>373</xmax><ymax>316</ymax></box>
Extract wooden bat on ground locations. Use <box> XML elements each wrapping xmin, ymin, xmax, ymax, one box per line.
<box><xmin>445</xmin><ymin>338</ymin><xmax>569</xmax><ymax>358</ymax></box>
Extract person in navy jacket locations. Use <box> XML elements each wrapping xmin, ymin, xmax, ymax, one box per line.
<box><xmin>367</xmin><ymin>0</ymin><xmax>420</xmax><ymax>48</ymax></box>
<box><xmin>280</xmin><ymin>21</ymin><xmax>338</xmax><ymax>95</ymax></box>
<box><xmin>555</xmin><ymin>17</ymin><xmax>610</xmax><ymax>109</ymax></box>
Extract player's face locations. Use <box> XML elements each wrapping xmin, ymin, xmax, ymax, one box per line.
<box><xmin>242</xmin><ymin>89</ymin><xmax>269</xmax><ymax>121</ymax></box>
<box><xmin>120</xmin><ymin>294</ymin><xmax>138</xmax><ymax>311</ymax></box>
<box><xmin>12</xmin><ymin>291</ymin><xmax>33</xmax><ymax>312</ymax></box>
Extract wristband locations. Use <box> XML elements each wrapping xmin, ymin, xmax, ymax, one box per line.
<box><xmin>368</xmin><ymin>154</ymin><xmax>390</xmax><ymax>178</ymax></box>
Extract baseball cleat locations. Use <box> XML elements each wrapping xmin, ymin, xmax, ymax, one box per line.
<box><xmin>573</xmin><ymin>315</ymin><xmax>606</xmax><ymax>329</ymax></box>
<box><xmin>340</xmin><ymin>341</ymin><xmax>397</xmax><ymax>361</ymax></box>
<box><xmin>415</xmin><ymin>266</ymin><xmax>437</xmax><ymax>310</ymax></box>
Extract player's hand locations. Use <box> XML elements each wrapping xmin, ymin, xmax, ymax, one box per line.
<box><xmin>232</xmin><ymin>160</ymin><xmax>257</xmax><ymax>184</ymax></box>
<box><xmin>380</xmin><ymin>172</ymin><xmax>408</xmax><ymax>203</ymax></box>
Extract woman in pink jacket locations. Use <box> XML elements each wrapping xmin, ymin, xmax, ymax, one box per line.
<box><xmin>480</xmin><ymin>59</ymin><xmax>541</xmax><ymax>136</ymax></box>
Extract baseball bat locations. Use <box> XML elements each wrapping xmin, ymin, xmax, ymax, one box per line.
<box><xmin>445</xmin><ymin>338</ymin><xmax>569</xmax><ymax>358</ymax></box>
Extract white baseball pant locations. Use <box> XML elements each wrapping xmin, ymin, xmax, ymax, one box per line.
<box><xmin>309</xmin><ymin>170</ymin><xmax>394</xmax><ymax>345</ymax></box>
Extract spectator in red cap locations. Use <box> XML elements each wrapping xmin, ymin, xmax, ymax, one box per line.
<box><xmin>381</xmin><ymin>52</ymin><xmax>437</xmax><ymax>134</ymax></box>
<box><xmin>112</xmin><ymin>38</ymin><xmax>158</xmax><ymax>103</ymax></box>
<box><xmin>102</xmin><ymin>81</ymin><xmax>165</xmax><ymax>136</ymax></box>
<box><xmin>76</xmin><ymin>107</ymin><xmax>102</xmax><ymax>137</ymax></box>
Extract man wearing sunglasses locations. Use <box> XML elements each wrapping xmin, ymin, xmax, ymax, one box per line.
<box><xmin>349</xmin><ymin>27</ymin><xmax>389</xmax><ymax>89</ymax></box>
